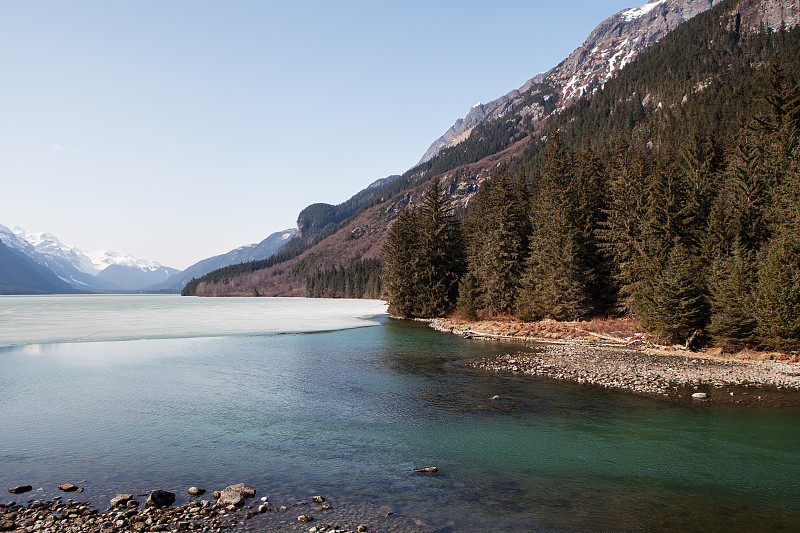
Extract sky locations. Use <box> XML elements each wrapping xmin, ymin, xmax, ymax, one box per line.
<box><xmin>1</xmin><ymin>0</ymin><xmax>639</xmax><ymax>270</ymax></box>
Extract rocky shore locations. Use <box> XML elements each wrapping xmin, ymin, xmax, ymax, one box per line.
<box><xmin>430</xmin><ymin>319</ymin><xmax>800</xmax><ymax>406</ymax></box>
<box><xmin>1</xmin><ymin>482</ymin><xmax>424</xmax><ymax>533</ymax></box>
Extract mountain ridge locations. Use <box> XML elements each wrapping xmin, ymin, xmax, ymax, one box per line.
<box><xmin>419</xmin><ymin>0</ymin><xmax>726</xmax><ymax>165</ymax></box>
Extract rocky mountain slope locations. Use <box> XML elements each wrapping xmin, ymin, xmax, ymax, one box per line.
<box><xmin>186</xmin><ymin>0</ymin><xmax>800</xmax><ymax>298</ymax></box>
<box><xmin>0</xmin><ymin>239</ymin><xmax>76</xmax><ymax>294</ymax></box>
<box><xmin>420</xmin><ymin>0</ymin><xmax>725</xmax><ymax>164</ymax></box>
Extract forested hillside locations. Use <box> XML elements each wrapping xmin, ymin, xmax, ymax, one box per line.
<box><xmin>185</xmin><ymin>0</ymin><xmax>800</xmax><ymax>352</ymax></box>
<box><xmin>382</xmin><ymin>0</ymin><xmax>800</xmax><ymax>351</ymax></box>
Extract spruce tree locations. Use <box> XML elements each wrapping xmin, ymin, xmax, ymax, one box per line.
<box><xmin>637</xmin><ymin>244</ymin><xmax>710</xmax><ymax>343</ymax></box>
<box><xmin>707</xmin><ymin>242</ymin><xmax>758</xmax><ymax>346</ymax></box>
<box><xmin>755</xmin><ymin>234</ymin><xmax>800</xmax><ymax>350</ymax></box>
<box><xmin>381</xmin><ymin>207</ymin><xmax>420</xmax><ymax>317</ymax></box>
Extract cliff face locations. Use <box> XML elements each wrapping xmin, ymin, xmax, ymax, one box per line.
<box><xmin>734</xmin><ymin>0</ymin><xmax>800</xmax><ymax>30</ymax></box>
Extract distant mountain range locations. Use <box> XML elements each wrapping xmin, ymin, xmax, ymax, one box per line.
<box><xmin>0</xmin><ymin>222</ymin><xmax>295</xmax><ymax>294</ymax></box>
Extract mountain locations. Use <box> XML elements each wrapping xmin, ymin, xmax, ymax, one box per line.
<box><xmin>419</xmin><ymin>0</ymin><xmax>725</xmax><ymax>164</ymax></box>
<box><xmin>184</xmin><ymin>0</ymin><xmax>800</xmax><ymax>299</ymax></box>
<box><xmin>149</xmin><ymin>228</ymin><xmax>297</xmax><ymax>291</ymax></box>
<box><xmin>0</xmin><ymin>224</ymin><xmax>105</xmax><ymax>289</ymax></box>
<box><xmin>0</xmin><ymin>239</ymin><xmax>76</xmax><ymax>294</ymax></box>
<box><xmin>2</xmin><ymin>223</ymin><xmax>179</xmax><ymax>291</ymax></box>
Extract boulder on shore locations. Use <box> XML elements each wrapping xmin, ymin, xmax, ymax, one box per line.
<box><xmin>145</xmin><ymin>490</ymin><xmax>176</xmax><ymax>509</ymax></box>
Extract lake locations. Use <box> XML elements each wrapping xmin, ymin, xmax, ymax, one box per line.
<box><xmin>1</xmin><ymin>295</ymin><xmax>799</xmax><ymax>531</ymax></box>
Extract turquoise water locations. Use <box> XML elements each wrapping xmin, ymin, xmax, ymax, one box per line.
<box><xmin>1</xmin><ymin>295</ymin><xmax>799</xmax><ymax>531</ymax></box>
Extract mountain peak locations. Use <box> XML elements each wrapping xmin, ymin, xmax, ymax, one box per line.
<box><xmin>620</xmin><ymin>0</ymin><xmax>668</xmax><ymax>22</ymax></box>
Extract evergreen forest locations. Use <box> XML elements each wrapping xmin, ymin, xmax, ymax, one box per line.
<box><xmin>382</xmin><ymin>9</ymin><xmax>800</xmax><ymax>352</ymax></box>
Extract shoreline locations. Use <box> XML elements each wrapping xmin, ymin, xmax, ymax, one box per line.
<box><xmin>429</xmin><ymin>318</ymin><xmax>800</xmax><ymax>406</ymax></box>
<box><xmin>1</xmin><ymin>483</ymin><xmax>416</xmax><ymax>533</ymax></box>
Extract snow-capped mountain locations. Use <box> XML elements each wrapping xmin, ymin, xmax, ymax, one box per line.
<box><xmin>2</xmin><ymin>223</ymin><xmax>178</xmax><ymax>291</ymax></box>
<box><xmin>419</xmin><ymin>0</ymin><xmax>724</xmax><ymax>164</ymax></box>
<box><xmin>0</xmin><ymin>239</ymin><xmax>76</xmax><ymax>294</ymax></box>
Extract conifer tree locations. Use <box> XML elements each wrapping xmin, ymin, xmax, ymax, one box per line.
<box><xmin>755</xmin><ymin>234</ymin><xmax>800</xmax><ymax>350</ymax></box>
<box><xmin>461</xmin><ymin>165</ymin><xmax>529</xmax><ymax>316</ymax></box>
<box><xmin>518</xmin><ymin>133</ymin><xmax>602</xmax><ymax>320</ymax></box>
<box><xmin>707</xmin><ymin>242</ymin><xmax>758</xmax><ymax>346</ymax></box>
<box><xmin>638</xmin><ymin>244</ymin><xmax>710</xmax><ymax>343</ymax></box>
<box><xmin>597</xmin><ymin>145</ymin><xmax>652</xmax><ymax>314</ymax></box>
<box><xmin>414</xmin><ymin>176</ymin><xmax>465</xmax><ymax>317</ymax></box>
<box><xmin>381</xmin><ymin>207</ymin><xmax>420</xmax><ymax>317</ymax></box>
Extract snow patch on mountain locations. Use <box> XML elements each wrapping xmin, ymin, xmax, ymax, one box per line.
<box><xmin>622</xmin><ymin>0</ymin><xmax>667</xmax><ymax>22</ymax></box>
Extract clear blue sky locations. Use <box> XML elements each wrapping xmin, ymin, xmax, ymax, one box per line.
<box><xmin>1</xmin><ymin>0</ymin><xmax>637</xmax><ymax>269</ymax></box>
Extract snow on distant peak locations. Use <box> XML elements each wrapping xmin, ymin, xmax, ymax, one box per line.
<box><xmin>472</xmin><ymin>102</ymin><xmax>482</xmax><ymax>109</ymax></box>
<box><xmin>621</xmin><ymin>0</ymin><xmax>666</xmax><ymax>22</ymax></box>
<box><xmin>86</xmin><ymin>250</ymin><xmax>164</xmax><ymax>272</ymax></box>
<box><xmin>280</xmin><ymin>231</ymin><xmax>293</xmax><ymax>240</ymax></box>
<box><xmin>11</xmin><ymin>224</ymin><xmax>167</xmax><ymax>274</ymax></box>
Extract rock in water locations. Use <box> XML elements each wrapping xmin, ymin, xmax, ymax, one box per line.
<box><xmin>8</xmin><ymin>485</ymin><xmax>32</xmax><ymax>494</ymax></box>
<box><xmin>692</xmin><ymin>392</ymin><xmax>708</xmax><ymax>400</ymax></box>
<box><xmin>224</xmin><ymin>483</ymin><xmax>256</xmax><ymax>498</ymax></box>
<box><xmin>413</xmin><ymin>467</ymin><xmax>438</xmax><ymax>474</ymax></box>
<box><xmin>312</xmin><ymin>496</ymin><xmax>325</xmax><ymax>504</ymax></box>
<box><xmin>216</xmin><ymin>483</ymin><xmax>255</xmax><ymax>507</ymax></box>
<box><xmin>109</xmin><ymin>494</ymin><xmax>134</xmax><ymax>508</ymax></box>
<box><xmin>297</xmin><ymin>514</ymin><xmax>313</xmax><ymax>523</ymax></box>
<box><xmin>58</xmin><ymin>483</ymin><xmax>81</xmax><ymax>492</ymax></box>
<box><xmin>145</xmin><ymin>490</ymin><xmax>176</xmax><ymax>508</ymax></box>
<box><xmin>187</xmin><ymin>487</ymin><xmax>205</xmax><ymax>497</ymax></box>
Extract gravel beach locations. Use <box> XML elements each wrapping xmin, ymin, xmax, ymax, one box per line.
<box><xmin>431</xmin><ymin>319</ymin><xmax>800</xmax><ymax>406</ymax></box>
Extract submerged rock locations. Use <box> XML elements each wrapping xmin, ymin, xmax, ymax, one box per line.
<box><xmin>413</xmin><ymin>467</ymin><xmax>438</xmax><ymax>474</ymax></box>
<box><xmin>692</xmin><ymin>392</ymin><xmax>708</xmax><ymax>400</ymax></box>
